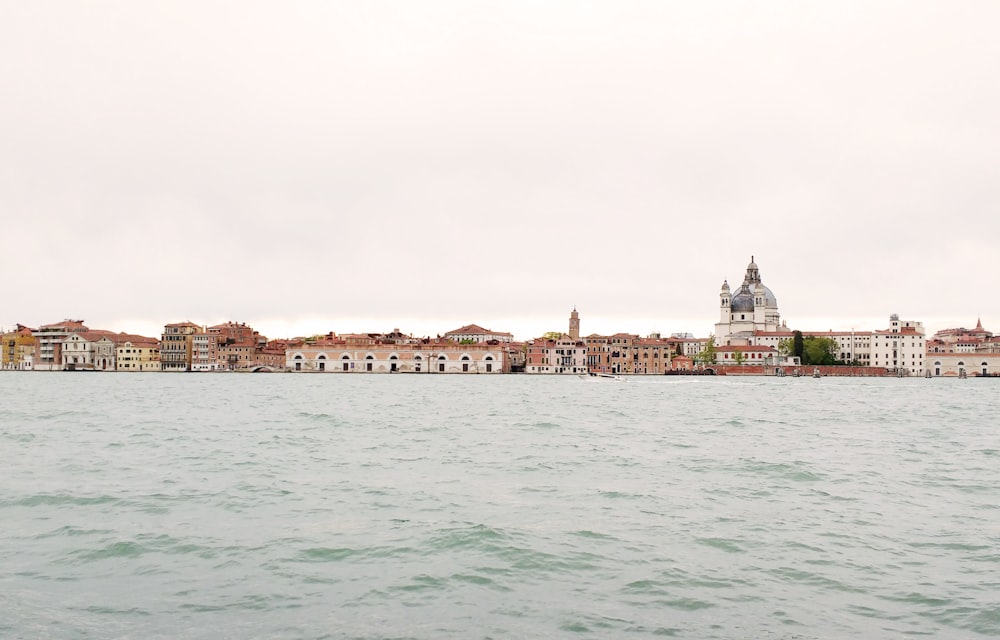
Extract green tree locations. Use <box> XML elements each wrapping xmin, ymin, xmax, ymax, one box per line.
<box><xmin>696</xmin><ymin>336</ymin><xmax>717</xmax><ymax>365</ymax></box>
<box><xmin>777</xmin><ymin>338</ymin><xmax>793</xmax><ymax>357</ymax></box>
<box><xmin>792</xmin><ymin>331</ymin><xmax>804</xmax><ymax>361</ymax></box>
<box><xmin>732</xmin><ymin>349</ymin><xmax>746</xmax><ymax>365</ymax></box>
<box><xmin>802</xmin><ymin>336</ymin><xmax>841</xmax><ymax>366</ymax></box>
<box><xmin>543</xmin><ymin>331</ymin><xmax>562</xmax><ymax>340</ymax></box>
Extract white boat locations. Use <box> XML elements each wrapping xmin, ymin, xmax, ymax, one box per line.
<box><xmin>589</xmin><ymin>372</ymin><xmax>627</xmax><ymax>382</ymax></box>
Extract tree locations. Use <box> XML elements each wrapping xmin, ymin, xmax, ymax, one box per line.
<box><xmin>802</xmin><ymin>336</ymin><xmax>841</xmax><ymax>366</ymax></box>
<box><xmin>732</xmin><ymin>349</ymin><xmax>746</xmax><ymax>365</ymax></box>
<box><xmin>792</xmin><ymin>331</ymin><xmax>804</xmax><ymax>360</ymax></box>
<box><xmin>777</xmin><ymin>338</ymin><xmax>793</xmax><ymax>357</ymax></box>
<box><xmin>543</xmin><ymin>331</ymin><xmax>562</xmax><ymax>340</ymax></box>
<box><xmin>696</xmin><ymin>336</ymin><xmax>717</xmax><ymax>365</ymax></box>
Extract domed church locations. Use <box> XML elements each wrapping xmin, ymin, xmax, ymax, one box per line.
<box><xmin>714</xmin><ymin>257</ymin><xmax>786</xmax><ymax>343</ymax></box>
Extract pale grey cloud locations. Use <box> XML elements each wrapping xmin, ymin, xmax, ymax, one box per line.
<box><xmin>2</xmin><ymin>1</ymin><xmax>998</xmax><ymax>340</ymax></box>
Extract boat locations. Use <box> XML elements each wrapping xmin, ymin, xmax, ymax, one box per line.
<box><xmin>589</xmin><ymin>372</ymin><xmax>627</xmax><ymax>381</ymax></box>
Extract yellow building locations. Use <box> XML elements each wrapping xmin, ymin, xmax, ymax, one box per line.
<box><xmin>2</xmin><ymin>325</ymin><xmax>36</xmax><ymax>370</ymax></box>
<box><xmin>116</xmin><ymin>338</ymin><xmax>161</xmax><ymax>372</ymax></box>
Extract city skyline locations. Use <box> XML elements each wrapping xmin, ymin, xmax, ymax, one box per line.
<box><xmin>3</xmin><ymin>2</ymin><xmax>998</xmax><ymax>340</ymax></box>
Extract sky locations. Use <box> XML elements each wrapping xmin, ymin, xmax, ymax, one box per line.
<box><xmin>2</xmin><ymin>1</ymin><xmax>998</xmax><ymax>342</ymax></box>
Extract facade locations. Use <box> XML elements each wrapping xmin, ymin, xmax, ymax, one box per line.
<box><xmin>92</xmin><ymin>334</ymin><xmax>126</xmax><ymax>371</ymax></box>
<box><xmin>161</xmin><ymin>322</ymin><xmax>201</xmax><ymax>372</ymax></box>
<box><xmin>715</xmin><ymin>258</ymin><xmax>787</xmax><ymax>344</ymax></box>
<box><xmin>287</xmin><ymin>332</ymin><xmax>508</xmax><ymax>373</ymax></box>
<box><xmin>32</xmin><ymin>320</ymin><xmax>89</xmax><ymax>371</ymax></box>
<box><xmin>869</xmin><ymin>315</ymin><xmax>925</xmax><ymax>375</ymax></box>
<box><xmin>715</xmin><ymin>344</ymin><xmax>779</xmax><ymax>365</ymax></box>
<box><xmin>506</xmin><ymin>342</ymin><xmax>527</xmax><ymax>372</ymax></box>
<box><xmin>926</xmin><ymin>319</ymin><xmax>1000</xmax><ymax>377</ymax></box>
<box><xmin>116</xmin><ymin>338</ymin><xmax>161</xmax><ymax>372</ymax></box>
<box><xmin>444</xmin><ymin>324</ymin><xmax>514</xmax><ymax>344</ymax></box>
<box><xmin>218</xmin><ymin>341</ymin><xmax>255</xmax><ymax>370</ymax></box>
<box><xmin>2</xmin><ymin>325</ymin><xmax>35</xmax><ymax>370</ymax></box>
<box><xmin>60</xmin><ymin>331</ymin><xmax>110</xmax><ymax>371</ymax></box>
<box><xmin>526</xmin><ymin>334</ymin><xmax>587</xmax><ymax>374</ymax></box>
<box><xmin>210</xmin><ymin>321</ymin><xmax>266</xmax><ymax>370</ymax></box>
<box><xmin>191</xmin><ymin>333</ymin><xmax>220</xmax><ymax>371</ymax></box>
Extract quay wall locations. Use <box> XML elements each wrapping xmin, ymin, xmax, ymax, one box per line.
<box><xmin>713</xmin><ymin>365</ymin><xmax>901</xmax><ymax>377</ymax></box>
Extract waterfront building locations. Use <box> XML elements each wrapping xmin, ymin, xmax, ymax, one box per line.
<box><xmin>715</xmin><ymin>344</ymin><xmax>779</xmax><ymax>365</ymax></box>
<box><xmin>584</xmin><ymin>334</ymin><xmax>612</xmax><ymax>373</ymax></box>
<box><xmin>191</xmin><ymin>332</ymin><xmax>220</xmax><ymax>371</ymax></box>
<box><xmin>210</xmin><ymin>321</ymin><xmax>265</xmax><ymax>370</ymax></box>
<box><xmin>92</xmin><ymin>333</ymin><xmax>146</xmax><ymax>371</ymax></box>
<box><xmin>161</xmin><ymin>322</ymin><xmax>201</xmax><ymax>372</ymax></box>
<box><xmin>926</xmin><ymin>319</ymin><xmax>1000</xmax><ymax>376</ymax></box>
<box><xmin>584</xmin><ymin>332</ymin><xmax>676</xmax><ymax>375</ymax></box>
<box><xmin>928</xmin><ymin>319</ymin><xmax>998</xmax><ymax>353</ymax></box>
<box><xmin>255</xmin><ymin>339</ymin><xmax>291</xmax><ymax>370</ymax></box>
<box><xmin>506</xmin><ymin>342</ymin><xmax>527</xmax><ymax>372</ymax></box>
<box><xmin>670</xmin><ymin>355</ymin><xmax>694</xmax><ymax>371</ymax></box>
<box><xmin>2</xmin><ymin>325</ymin><xmax>35</xmax><ymax>370</ymax></box>
<box><xmin>633</xmin><ymin>336</ymin><xmax>673</xmax><ymax>374</ymax></box>
<box><xmin>286</xmin><ymin>332</ymin><xmax>508</xmax><ymax>373</ymax></box>
<box><xmin>526</xmin><ymin>334</ymin><xmax>587</xmax><ymax>374</ymax></box>
<box><xmin>869</xmin><ymin>315</ymin><xmax>925</xmax><ymax>375</ymax></box>
<box><xmin>59</xmin><ymin>330</ymin><xmax>116</xmax><ymax>371</ymax></box>
<box><xmin>116</xmin><ymin>337</ymin><xmax>161</xmax><ymax>372</ymax></box>
<box><xmin>715</xmin><ymin>257</ymin><xmax>787</xmax><ymax>344</ymax></box>
<box><xmin>444</xmin><ymin>324</ymin><xmax>514</xmax><ymax>344</ymax></box>
<box><xmin>32</xmin><ymin>320</ymin><xmax>89</xmax><ymax>371</ymax></box>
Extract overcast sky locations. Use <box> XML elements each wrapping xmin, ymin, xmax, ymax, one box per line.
<box><xmin>2</xmin><ymin>1</ymin><xmax>998</xmax><ymax>341</ymax></box>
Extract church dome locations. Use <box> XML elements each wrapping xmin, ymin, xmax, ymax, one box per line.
<box><xmin>759</xmin><ymin>285</ymin><xmax>778</xmax><ymax>308</ymax></box>
<box><xmin>731</xmin><ymin>287</ymin><xmax>755</xmax><ymax>312</ymax></box>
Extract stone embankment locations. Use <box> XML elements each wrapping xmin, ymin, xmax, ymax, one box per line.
<box><xmin>712</xmin><ymin>365</ymin><xmax>904</xmax><ymax>377</ymax></box>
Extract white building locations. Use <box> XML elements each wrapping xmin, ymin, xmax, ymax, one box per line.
<box><xmin>715</xmin><ymin>258</ymin><xmax>787</xmax><ymax>344</ymax></box>
<box><xmin>870</xmin><ymin>315</ymin><xmax>925</xmax><ymax>375</ymax></box>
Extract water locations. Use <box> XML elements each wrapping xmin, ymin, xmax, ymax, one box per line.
<box><xmin>1</xmin><ymin>373</ymin><xmax>998</xmax><ymax>639</ymax></box>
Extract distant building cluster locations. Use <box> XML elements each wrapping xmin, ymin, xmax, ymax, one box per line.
<box><xmin>3</xmin><ymin>258</ymin><xmax>999</xmax><ymax>377</ymax></box>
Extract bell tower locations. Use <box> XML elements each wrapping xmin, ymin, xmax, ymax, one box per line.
<box><xmin>569</xmin><ymin>308</ymin><xmax>580</xmax><ymax>340</ymax></box>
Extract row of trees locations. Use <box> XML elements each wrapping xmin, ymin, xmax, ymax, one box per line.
<box><xmin>695</xmin><ymin>332</ymin><xmax>844</xmax><ymax>366</ymax></box>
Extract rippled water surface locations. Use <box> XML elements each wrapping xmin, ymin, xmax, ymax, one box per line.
<box><xmin>1</xmin><ymin>373</ymin><xmax>998</xmax><ymax>639</ymax></box>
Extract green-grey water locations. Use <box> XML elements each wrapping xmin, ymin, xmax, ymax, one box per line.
<box><xmin>1</xmin><ymin>373</ymin><xmax>998</xmax><ymax>639</ymax></box>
